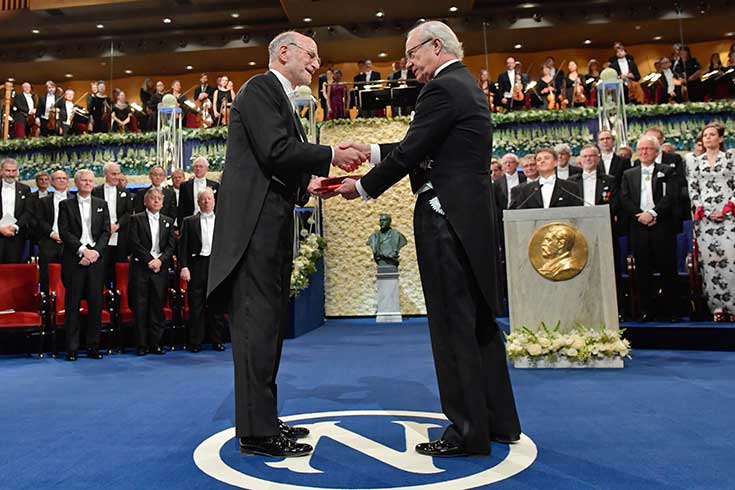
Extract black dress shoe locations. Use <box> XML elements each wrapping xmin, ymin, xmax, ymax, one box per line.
<box><xmin>491</xmin><ymin>433</ymin><xmax>521</xmax><ymax>444</ymax></box>
<box><xmin>279</xmin><ymin>419</ymin><xmax>310</xmax><ymax>439</ymax></box>
<box><xmin>239</xmin><ymin>435</ymin><xmax>312</xmax><ymax>457</ymax></box>
<box><xmin>213</xmin><ymin>343</ymin><xmax>225</xmax><ymax>352</ymax></box>
<box><xmin>87</xmin><ymin>349</ymin><xmax>103</xmax><ymax>360</ymax></box>
<box><xmin>65</xmin><ymin>352</ymin><xmax>78</xmax><ymax>362</ymax></box>
<box><xmin>136</xmin><ymin>347</ymin><xmax>147</xmax><ymax>356</ymax></box>
<box><xmin>188</xmin><ymin>345</ymin><xmax>201</xmax><ymax>353</ymax></box>
<box><xmin>149</xmin><ymin>345</ymin><xmax>165</xmax><ymax>355</ymax></box>
<box><xmin>415</xmin><ymin>439</ymin><xmax>471</xmax><ymax>457</ymax></box>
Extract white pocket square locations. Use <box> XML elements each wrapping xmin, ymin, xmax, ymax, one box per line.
<box><xmin>165</xmin><ymin>223</ymin><xmax>170</xmax><ymax>228</ymax></box>
<box><xmin>97</xmin><ymin>208</ymin><xmax>103</xmax><ymax>212</ymax></box>
<box><xmin>21</xmin><ymin>195</ymin><xmax>26</xmax><ymax>199</ymax></box>
<box><xmin>120</xmin><ymin>192</ymin><xmax>126</xmax><ymax>197</ymax></box>
<box><xmin>656</xmin><ymin>171</ymin><xmax>665</xmax><ymax>178</ymax></box>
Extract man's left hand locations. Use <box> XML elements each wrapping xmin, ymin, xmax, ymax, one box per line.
<box><xmin>307</xmin><ymin>177</ymin><xmax>338</xmax><ymax>199</ymax></box>
<box><xmin>336</xmin><ymin>178</ymin><xmax>360</xmax><ymax>200</ymax></box>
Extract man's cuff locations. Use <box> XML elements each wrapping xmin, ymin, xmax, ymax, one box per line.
<box><xmin>329</xmin><ymin>146</ymin><xmax>334</xmax><ymax>164</ymax></box>
<box><xmin>369</xmin><ymin>144</ymin><xmax>381</xmax><ymax>165</ymax></box>
<box><xmin>77</xmin><ymin>245</ymin><xmax>86</xmax><ymax>256</ymax></box>
<box><xmin>647</xmin><ymin>209</ymin><xmax>658</xmax><ymax>218</ymax></box>
<box><xmin>355</xmin><ymin>179</ymin><xmax>371</xmax><ymax>201</ymax></box>
<box><xmin>10</xmin><ymin>224</ymin><xmax>19</xmax><ymax>233</ymax></box>
<box><xmin>180</xmin><ymin>267</ymin><xmax>190</xmax><ymax>275</ymax></box>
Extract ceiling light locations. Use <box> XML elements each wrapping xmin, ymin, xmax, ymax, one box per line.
<box><xmin>726</xmin><ymin>32</ymin><xmax>735</xmax><ymax>37</ymax></box>
<box><xmin>635</xmin><ymin>25</ymin><xmax>641</xmax><ymax>30</ymax></box>
<box><xmin>449</xmin><ymin>6</ymin><xmax>458</xmax><ymax>13</ymax></box>
<box><xmin>32</xmin><ymin>29</ymin><xmax>40</xmax><ymax>34</ymax></box>
<box><xmin>653</xmin><ymin>35</ymin><xmax>663</xmax><ymax>40</ymax></box>
<box><xmin>186</xmin><ymin>65</ymin><xmax>193</xmax><ymax>70</ymax></box>
<box><xmin>64</xmin><ymin>74</ymin><xmax>73</xmax><ymax>78</ymax></box>
<box><xmin>248</xmin><ymin>61</ymin><xmax>256</xmax><ymax>66</ymax></box>
<box><xmin>303</xmin><ymin>17</ymin><xmax>312</xmax><ymax>23</ymax></box>
<box><xmin>231</xmin><ymin>13</ymin><xmax>239</xmax><ymax>18</ymax></box>
<box><xmin>584</xmin><ymin>39</ymin><xmax>592</xmax><ymax>45</ymax></box>
<box><xmin>519</xmin><ymin>3</ymin><xmax>539</xmax><ymax>8</ymax></box>
<box><xmin>378</xmin><ymin>52</ymin><xmax>388</xmax><ymax>58</ymax></box>
<box><xmin>375</xmin><ymin>10</ymin><xmax>385</xmax><ymax>18</ymax></box>
<box><xmin>163</xmin><ymin>18</ymin><xmax>172</xmax><ymax>24</ymax></box>
<box><xmin>7</xmin><ymin>78</ymin><xmax>15</xmax><ymax>82</ymax></box>
<box><xmin>96</xmin><ymin>24</ymin><xmax>104</xmax><ymax>29</ymax></box>
<box><xmin>514</xmin><ymin>43</ymin><xmax>522</xmax><ymax>49</ymax></box>
<box><xmin>124</xmin><ymin>69</ymin><xmax>133</xmax><ymax>74</ymax></box>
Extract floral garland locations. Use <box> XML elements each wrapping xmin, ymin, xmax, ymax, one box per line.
<box><xmin>505</xmin><ymin>322</ymin><xmax>630</xmax><ymax>363</ymax></box>
<box><xmin>290</xmin><ymin>231</ymin><xmax>326</xmax><ymax>297</ymax></box>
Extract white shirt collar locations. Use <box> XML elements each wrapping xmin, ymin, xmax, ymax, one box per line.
<box><xmin>146</xmin><ymin>210</ymin><xmax>160</xmax><ymax>220</ymax></box>
<box><xmin>54</xmin><ymin>189</ymin><xmax>67</xmax><ymax>198</ymax></box>
<box><xmin>77</xmin><ymin>194</ymin><xmax>91</xmax><ymax>203</ymax></box>
<box><xmin>2</xmin><ymin>180</ymin><xmax>15</xmax><ymax>188</ymax></box>
<box><xmin>583</xmin><ymin>170</ymin><xmax>597</xmax><ymax>179</ymax></box>
<box><xmin>194</xmin><ymin>176</ymin><xmax>207</xmax><ymax>185</ymax></box>
<box><xmin>539</xmin><ymin>175</ymin><xmax>556</xmax><ymax>186</ymax></box>
<box><xmin>433</xmin><ymin>59</ymin><xmax>460</xmax><ymax>79</ymax></box>
<box><xmin>270</xmin><ymin>68</ymin><xmax>295</xmax><ymax>100</ymax></box>
<box><xmin>200</xmin><ymin>211</ymin><xmax>214</xmax><ymax>218</ymax></box>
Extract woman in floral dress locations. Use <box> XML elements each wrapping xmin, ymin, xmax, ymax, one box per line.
<box><xmin>686</xmin><ymin>123</ymin><xmax>735</xmax><ymax>321</ymax></box>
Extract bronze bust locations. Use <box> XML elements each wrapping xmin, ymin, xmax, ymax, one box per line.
<box><xmin>367</xmin><ymin>214</ymin><xmax>408</xmax><ymax>272</ymax></box>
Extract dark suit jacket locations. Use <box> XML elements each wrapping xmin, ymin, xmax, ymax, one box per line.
<box><xmin>496</xmin><ymin>71</ymin><xmax>529</xmax><ymax>100</ymax></box>
<box><xmin>492</xmin><ymin>173</ymin><xmax>527</xmax><ymax>211</ymax></box>
<box><xmin>568</xmin><ymin>173</ymin><xmax>619</xmax><ymax>210</ymax></box>
<box><xmin>597</xmin><ymin>154</ymin><xmax>632</xmax><ymax>189</ymax></box>
<box><xmin>390</xmin><ymin>69</ymin><xmax>417</xmax><ymax>85</ymax></box>
<box><xmin>38</xmin><ymin>93</ymin><xmax>60</xmax><ymax>119</ymax></box>
<box><xmin>509</xmin><ymin>178</ymin><xmax>584</xmax><ymax>209</ymax></box>
<box><xmin>92</xmin><ymin>184</ymin><xmax>133</xmax><ymax>251</ymax></box>
<box><xmin>57</xmin><ymin>195</ymin><xmax>111</xmax><ymax>284</ymax></box>
<box><xmin>608</xmin><ymin>55</ymin><xmax>641</xmax><ymax>81</ymax></box>
<box><xmin>659</xmin><ymin>151</ymin><xmax>689</xmax><ymax>226</ymax></box>
<box><xmin>128</xmin><ymin>212</ymin><xmax>176</xmax><ymax>269</ymax></box>
<box><xmin>133</xmin><ymin>186</ymin><xmax>177</xmax><ymax>221</ymax></box>
<box><xmin>177</xmin><ymin>178</ymin><xmax>220</xmax><ymax>223</ymax></box>
<box><xmin>194</xmin><ymin>85</ymin><xmax>215</xmax><ymax>102</ymax></box>
<box><xmin>358</xmin><ymin>61</ymin><xmax>502</xmax><ymax>314</ymax></box>
<box><xmin>207</xmin><ymin>70</ymin><xmax>332</xmax><ymax>305</ymax></box>
<box><xmin>620</xmin><ymin>164</ymin><xmax>679</xmax><ymax>235</ymax></box>
<box><xmin>556</xmin><ymin>165</ymin><xmax>582</xmax><ymax>179</ymax></box>
<box><xmin>12</xmin><ymin>93</ymin><xmax>38</xmax><ymax>125</ymax></box>
<box><xmin>354</xmin><ymin>71</ymin><xmax>382</xmax><ymax>84</ymax></box>
<box><xmin>0</xmin><ymin>182</ymin><xmax>33</xmax><ymax>235</ymax></box>
<box><xmin>179</xmin><ymin>213</ymin><xmax>206</xmax><ymax>269</ymax></box>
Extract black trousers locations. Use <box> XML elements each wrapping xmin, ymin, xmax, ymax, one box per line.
<box><xmin>630</xmin><ymin>223</ymin><xmax>678</xmax><ymax>317</ymax></box>
<box><xmin>63</xmin><ymin>258</ymin><xmax>104</xmax><ymax>352</ymax></box>
<box><xmin>131</xmin><ymin>260</ymin><xmax>168</xmax><ymax>348</ymax></box>
<box><xmin>413</xmin><ymin>192</ymin><xmax>520</xmax><ymax>454</ymax></box>
<box><xmin>0</xmin><ymin>234</ymin><xmax>25</xmax><ymax>263</ymax></box>
<box><xmin>38</xmin><ymin>238</ymin><xmax>63</xmax><ymax>292</ymax></box>
<box><xmin>101</xmin><ymin>245</ymin><xmax>126</xmax><ymax>288</ymax></box>
<box><xmin>187</xmin><ymin>255</ymin><xmax>225</xmax><ymax>346</ymax></box>
<box><xmin>230</xmin><ymin>184</ymin><xmax>294</xmax><ymax>438</ymax></box>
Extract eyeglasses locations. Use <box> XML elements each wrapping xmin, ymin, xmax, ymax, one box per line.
<box><xmin>289</xmin><ymin>42</ymin><xmax>321</xmax><ymax>65</ymax></box>
<box><xmin>405</xmin><ymin>38</ymin><xmax>435</xmax><ymax>61</ymax></box>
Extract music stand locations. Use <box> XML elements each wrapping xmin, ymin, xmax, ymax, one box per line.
<box><xmin>390</xmin><ymin>86</ymin><xmax>420</xmax><ymax>116</ymax></box>
<box><xmin>359</xmin><ymin>88</ymin><xmax>391</xmax><ymax>112</ymax></box>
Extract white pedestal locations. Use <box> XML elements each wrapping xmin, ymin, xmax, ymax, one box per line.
<box><xmin>513</xmin><ymin>357</ymin><xmax>624</xmax><ymax>369</ymax></box>
<box><xmin>376</xmin><ymin>271</ymin><xmax>402</xmax><ymax>323</ymax></box>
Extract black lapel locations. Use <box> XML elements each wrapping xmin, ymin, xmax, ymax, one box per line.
<box><xmin>15</xmin><ymin>187</ymin><xmax>24</xmax><ymax>215</ymax></box>
<box><xmin>69</xmin><ymin>195</ymin><xmax>82</xmax><ymax>230</ymax></box>
<box><xmin>630</xmin><ymin>167</ymin><xmax>642</xmax><ymax>207</ymax></box>
<box><xmin>595</xmin><ymin>176</ymin><xmax>604</xmax><ymax>204</ymax></box>
<box><xmin>90</xmin><ymin>197</ymin><xmax>100</xmax><ymax>231</ymax></box>
<box><xmin>530</xmin><ymin>182</ymin><xmax>543</xmax><ymax>208</ymax></box>
<box><xmin>549</xmin><ymin>182</ymin><xmax>564</xmax><ymax>207</ymax></box>
<box><xmin>140</xmin><ymin>213</ymin><xmax>153</xmax><ymax>246</ymax></box>
<box><xmin>192</xmin><ymin>214</ymin><xmax>202</xmax><ymax>251</ymax></box>
<box><xmin>266</xmin><ymin>71</ymin><xmax>307</xmax><ymax>142</ymax></box>
<box><xmin>158</xmin><ymin>218</ymin><xmax>168</xmax><ymax>251</ymax></box>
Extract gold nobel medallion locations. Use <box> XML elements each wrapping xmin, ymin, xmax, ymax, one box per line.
<box><xmin>528</xmin><ymin>222</ymin><xmax>588</xmax><ymax>281</ymax></box>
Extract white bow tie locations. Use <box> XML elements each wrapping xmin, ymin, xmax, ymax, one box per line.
<box><xmin>148</xmin><ymin>213</ymin><xmax>160</xmax><ymax>221</ymax></box>
<box><xmin>78</xmin><ymin>196</ymin><xmax>90</xmax><ymax>203</ymax></box>
<box><xmin>641</xmin><ymin>167</ymin><xmax>654</xmax><ymax>176</ymax></box>
<box><xmin>583</xmin><ymin>173</ymin><xmax>597</xmax><ymax>181</ymax></box>
<box><xmin>539</xmin><ymin>177</ymin><xmax>555</xmax><ymax>186</ymax></box>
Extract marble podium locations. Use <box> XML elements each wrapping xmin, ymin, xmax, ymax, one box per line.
<box><xmin>376</xmin><ymin>266</ymin><xmax>402</xmax><ymax>323</ymax></box>
<box><xmin>503</xmin><ymin>206</ymin><xmax>619</xmax><ymax>336</ymax></box>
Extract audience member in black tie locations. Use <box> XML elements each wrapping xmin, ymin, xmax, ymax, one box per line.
<box><xmin>170</xmin><ymin>169</ymin><xmax>185</xmax><ymax>228</ymax></box>
<box><xmin>129</xmin><ymin>188</ymin><xmax>176</xmax><ymax>356</ymax></box>
<box><xmin>92</xmin><ymin>162</ymin><xmax>133</xmax><ymax>287</ymax></box>
<box><xmin>554</xmin><ymin>143</ymin><xmax>582</xmax><ymax>180</ymax></box>
<box><xmin>509</xmin><ymin>149</ymin><xmax>583</xmax><ymax>209</ymax></box>
<box><xmin>180</xmin><ymin>188</ymin><xmax>225</xmax><ymax>353</ymax></box>
<box><xmin>29</xmin><ymin>171</ymin><xmax>51</xmax><ymax>254</ymax></box>
<box><xmin>33</xmin><ymin>172</ymin><xmax>50</xmax><ymax>200</ymax></box>
<box><xmin>36</xmin><ymin>170</ymin><xmax>69</xmax><ymax>291</ymax></box>
<box><xmin>0</xmin><ymin>158</ymin><xmax>33</xmax><ymax>263</ymax></box>
<box><xmin>489</xmin><ymin>160</ymin><xmax>503</xmax><ymax>181</ymax></box>
<box><xmin>178</xmin><ymin>157</ymin><xmax>220</xmax><ymax>224</ymax></box>
<box><xmin>621</xmin><ymin>137</ymin><xmax>680</xmax><ymax>322</ymax></box>
<box><xmin>520</xmin><ymin>155</ymin><xmax>539</xmax><ymax>182</ymax></box>
<box><xmin>133</xmin><ymin>165</ymin><xmax>177</xmax><ymax>219</ymax></box>
<box><xmin>596</xmin><ymin>130</ymin><xmax>632</xmax><ymax>188</ymax></box>
<box><xmin>57</xmin><ymin>169</ymin><xmax>110</xmax><ymax>361</ymax></box>
<box><xmin>493</xmin><ymin>153</ymin><xmax>526</xmax><ymax>212</ymax></box>
<box><xmin>618</xmin><ymin>145</ymin><xmax>633</xmax><ymax>161</ymax></box>
<box><xmin>644</xmin><ymin>127</ymin><xmax>688</xmax><ymax>233</ymax></box>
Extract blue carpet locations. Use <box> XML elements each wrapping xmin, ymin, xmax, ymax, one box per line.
<box><xmin>1</xmin><ymin>318</ymin><xmax>734</xmax><ymax>489</ymax></box>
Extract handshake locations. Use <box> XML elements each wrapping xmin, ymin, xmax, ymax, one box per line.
<box><xmin>308</xmin><ymin>141</ymin><xmax>371</xmax><ymax>200</ymax></box>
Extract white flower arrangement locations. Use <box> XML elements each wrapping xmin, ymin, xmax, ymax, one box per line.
<box><xmin>290</xmin><ymin>230</ymin><xmax>326</xmax><ymax>297</ymax></box>
<box><xmin>505</xmin><ymin>322</ymin><xmax>630</xmax><ymax>364</ymax></box>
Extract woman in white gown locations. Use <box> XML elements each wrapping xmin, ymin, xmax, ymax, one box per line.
<box><xmin>686</xmin><ymin>123</ymin><xmax>735</xmax><ymax>321</ymax></box>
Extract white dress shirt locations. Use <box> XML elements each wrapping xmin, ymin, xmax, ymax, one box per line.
<box><xmin>1</xmin><ymin>181</ymin><xmax>18</xmax><ymax>229</ymax></box>
<box><xmin>601</xmin><ymin>152</ymin><xmax>614</xmax><ymax>175</ymax></box>
<box><xmin>38</xmin><ymin>189</ymin><xmax>49</xmax><ymax>198</ymax></box>
<box><xmin>146</xmin><ymin>210</ymin><xmax>161</xmax><ymax>259</ymax></box>
<box><xmin>617</xmin><ymin>57</ymin><xmax>630</xmax><ymax>77</ymax></box>
<box><xmin>65</xmin><ymin>101</ymin><xmax>74</xmax><ymax>125</ymax></box>
<box><xmin>539</xmin><ymin>175</ymin><xmax>556</xmax><ymax>208</ymax></box>
<box><xmin>582</xmin><ymin>171</ymin><xmax>597</xmax><ymax>206</ymax></box>
<box><xmin>505</xmin><ymin>172</ymin><xmax>520</xmax><ymax>205</ymax></box>
<box><xmin>199</xmin><ymin>212</ymin><xmax>215</xmax><ymax>257</ymax></box>
<box><xmin>365</xmin><ymin>70</ymin><xmax>374</xmax><ymax>82</ymax></box>
<box><xmin>355</xmin><ymin>59</ymin><xmax>461</xmax><ymax>205</ymax></box>
<box><xmin>103</xmin><ymin>184</ymin><xmax>119</xmax><ymax>246</ymax></box>
<box><xmin>193</xmin><ymin>178</ymin><xmax>207</xmax><ymax>214</ymax></box>
<box><xmin>23</xmin><ymin>93</ymin><xmax>35</xmax><ymax>112</ymax></box>
<box><xmin>44</xmin><ymin>94</ymin><xmax>55</xmax><ymax>118</ymax></box>
<box><xmin>663</xmin><ymin>68</ymin><xmax>675</xmax><ymax>95</ymax></box>
<box><xmin>557</xmin><ymin>165</ymin><xmax>570</xmax><ymax>180</ymax></box>
<box><xmin>77</xmin><ymin>195</ymin><xmax>96</xmax><ymax>255</ymax></box>
<box><xmin>51</xmin><ymin>191</ymin><xmax>67</xmax><ymax>235</ymax></box>
<box><xmin>640</xmin><ymin>164</ymin><xmax>656</xmax><ymax>215</ymax></box>
<box><xmin>504</xmin><ymin>69</ymin><xmax>515</xmax><ymax>98</ymax></box>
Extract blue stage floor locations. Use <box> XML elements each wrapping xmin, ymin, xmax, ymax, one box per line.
<box><xmin>1</xmin><ymin>317</ymin><xmax>733</xmax><ymax>489</ymax></box>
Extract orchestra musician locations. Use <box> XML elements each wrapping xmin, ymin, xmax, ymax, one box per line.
<box><xmin>110</xmin><ymin>90</ymin><xmax>133</xmax><ymax>133</ymax></box>
<box><xmin>536</xmin><ymin>65</ymin><xmax>558</xmax><ymax>109</ymax></box>
<box><xmin>584</xmin><ymin>59</ymin><xmax>601</xmax><ymax>107</ymax></box>
<box><xmin>477</xmin><ymin>68</ymin><xmax>494</xmax><ymax>110</ymax></box>
<box><xmin>11</xmin><ymin>82</ymin><xmax>39</xmax><ymax>138</ymax></box>
<box><xmin>139</xmin><ymin>78</ymin><xmax>155</xmax><ymax>131</ymax></box>
<box><xmin>564</xmin><ymin>61</ymin><xmax>586</xmax><ymax>108</ymax></box>
<box><xmin>497</xmin><ymin>57</ymin><xmax>527</xmax><ymax>111</ymax></box>
<box><xmin>39</xmin><ymin>81</ymin><xmax>61</xmax><ymax>137</ymax></box>
<box><xmin>146</xmin><ymin>80</ymin><xmax>166</xmax><ymax>130</ymax></box>
<box><xmin>609</xmin><ymin>42</ymin><xmax>642</xmax><ymax>103</ymax></box>
<box><xmin>57</xmin><ymin>88</ymin><xmax>85</xmax><ymax>136</ymax></box>
<box><xmin>212</xmin><ymin>75</ymin><xmax>235</xmax><ymax>126</ymax></box>
<box><xmin>673</xmin><ymin>45</ymin><xmax>703</xmax><ymax>102</ymax></box>
<box><xmin>88</xmin><ymin>81</ymin><xmax>111</xmax><ymax>133</ymax></box>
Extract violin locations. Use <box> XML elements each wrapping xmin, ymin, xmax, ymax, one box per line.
<box><xmin>512</xmin><ymin>73</ymin><xmax>525</xmax><ymax>102</ymax></box>
<box><xmin>573</xmin><ymin>77</ymin><xmax>586</xmax><ymax>105</ymax></box>
<box><xmin>547</xmin><ymin>87</ymin><xmax>557</xmax><ymax>110</ymax></box>
<box><xmin>46</xmin><ymin>106</ymin><xmax>59</xmax><ymax>134</ymax></box>
<box><xmin>27</xmin><ymin>106</ymin><xmax>41</xmax><ymax>137</ymax></box>
<box><xmin>219</xmin><ymin>97</ymin><xmax>230</xmax><ymax>126</ymax></box>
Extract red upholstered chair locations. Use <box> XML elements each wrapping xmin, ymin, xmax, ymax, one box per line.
<box><xmin>114</xmin><ymin>262</ymin><xmax>175</xmax><ymax>352</ymax></box>
<box><xmin>47</xmin><ymin>264</ymin><xmax>116</xmax><ymax>357</ymax></box>
<box><xmin>0</xmin><ymin>264</ymin><xmax>47</xmax><ymax>358</ymax></box>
